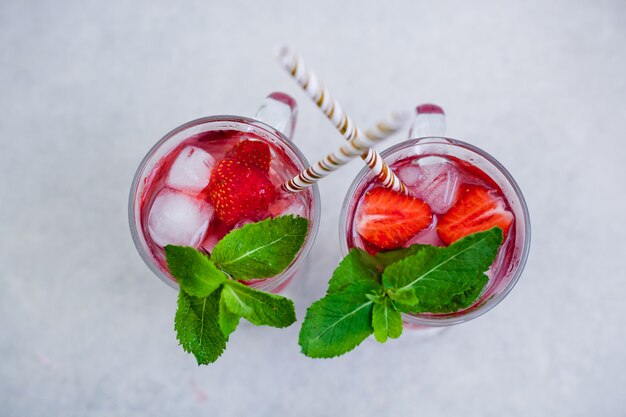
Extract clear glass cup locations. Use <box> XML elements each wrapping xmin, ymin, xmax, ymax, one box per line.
<box><xmin>339</xmin><ymin>104</ymin><xmax>530</xmax><ymax>326</ymax></box>
<box><xmin>129</xmin><ymin>93</ymin><xmax>321</xmax><ymax>293</ymax></box>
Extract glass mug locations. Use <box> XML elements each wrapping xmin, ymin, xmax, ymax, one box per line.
<box><xmin>129</xmin><ymin>93</ymin><xmax>321</xmax><ymax>293</ymax></box>
<box><xmin>339</xmin><ymin>104</ymin><xmax>530</xmax><ymax>327</ymax></box>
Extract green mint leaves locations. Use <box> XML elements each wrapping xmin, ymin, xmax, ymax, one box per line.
<box><xmin>327</xmin><ymin>249</ymin><xmax>380</xmax><ymax>294</ymax></box>
<box><xmin>372</xmin><ymin>298</ymin><xmax>403</xmax><ymax>343</ymax></box>
<box><xmin>212</xmin><ymin>216</ymin><xmax>308</xmax><ymax>280</ymax></box>
<box><xmin>166</xmin><ymin>215</ymin><xmax>308</xmax><ymax>365</ymax></box>
<box><xmin>164</xmin><ymin>220</ymin><xmax>503</xmax><ymax>362</ymax></box>
<box><xmin>175</xmin><ymin>290</ymin><xmax>226</xmax><ymax>365</ymax></box>
<box><xmin>221</xmin><ymin>280</ymin><xmax>296</xmax><ymax>327</ymax></box>
<box><xmin>165</xmin><ymin>246</ymin><xmax>227</xmax><ymax>297</ymax></box>
<box><xmin>299</xmin><ymin>227</ymin><xmax>503</xmax><ymax>358</ymax></box>
<box><xmin>382</xmin><ymin>229</ymin><xmax>502</xmax><ymax>313</ymax></box>
<box><xmin>299</xmin><ymin>280</ymin><xmax>380</xmax><ymax>358</ymax></box>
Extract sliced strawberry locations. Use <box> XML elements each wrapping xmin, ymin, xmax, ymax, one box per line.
<box><xmin>356</xmin><ymin>187</ymin><xmax>433</xmax><ymax>250</ymax></box>
<box><xmin>227</xmin><ymin>139</ymin><xmax>272</xmax><ymax>173</ymax></box>
<box><xmin>437</xmin><ymin>185</ymin><xmax>513</xmax><ymax>244</ymax></box>
<box><xmin>206</xmin><ymin>158</ymin><xmax>276</xmax><ymax>226</ymax></box>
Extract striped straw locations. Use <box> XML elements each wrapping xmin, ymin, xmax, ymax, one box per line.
<box><xmin>277</xmin><ymin>47</ymin><xmax>408</xmax><ymax>194</ymax></box>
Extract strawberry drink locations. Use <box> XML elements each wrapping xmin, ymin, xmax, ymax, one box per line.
<box><xmin>129</xmin><ymin>94</ymin><xmax>320</xmax><ymax>293</ymax></box>
<box><xmin>339</xmin><ymin>107</ymin><xmax>530</xmax><ymax>326</ymax></box>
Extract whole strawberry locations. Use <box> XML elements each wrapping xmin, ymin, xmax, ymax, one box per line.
<box><xmin>226</xmin><ymin>139</ymin><xmax>272</xmax><ymax>173</ymax></box>
<box><xmin>206</xmin><ymin>158</ymin><xmax>277</xmax><ymax>227</ymax></box>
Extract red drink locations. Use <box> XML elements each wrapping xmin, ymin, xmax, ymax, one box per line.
<box><xmin>129</xmin><ymin>95</ymin><xmax>320</xmax><ymax>292</ymax></box>
<box><xmin>346</xmin><ymin>153</ymin><xmax>518</xmax><ymax>290</ymax></box>
<box><xmin>340</xmin><ymin>108</ymin><xmax>530</xmax><ymax>326</ymax></box>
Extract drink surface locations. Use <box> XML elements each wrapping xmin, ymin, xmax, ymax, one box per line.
<box><xmin>346</xmin><ymin>154</ymin><xmax>520</xmax><ymax>313</ymax></box>
<box><xmin>138</xmin><ymin>129</ymin><xmax>313</xmax><ymax>278</ymax></box>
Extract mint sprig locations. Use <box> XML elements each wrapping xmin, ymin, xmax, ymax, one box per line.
<box><xmin>298</xmin><ymin>227</ymin><xmax>503</xmax><ymax>358</ymax></box>
<box><xmin>166</xmin><ymin>215</ymin><xmax>307</xmax><ymax>365</ymax></box>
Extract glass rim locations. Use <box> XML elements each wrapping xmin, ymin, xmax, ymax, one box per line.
<box><xmin>129</xmin><ymin>114</ymin><xmax>321</xmax><ymax>291</ymax></box>
<box><xmin>339</xmin><ymin>136</ymin><xmax>531</xmax><ymax>327</ymax></box>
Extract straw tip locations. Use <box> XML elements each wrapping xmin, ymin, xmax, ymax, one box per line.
<box><xmin>416</xmin><ymin>104</ymin><xmax>445</xmax><ymax>115</ymax></box>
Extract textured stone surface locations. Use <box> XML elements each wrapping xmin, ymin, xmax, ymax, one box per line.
<box><xmin>1</xmin><ymin>0</ymin><xmax>625</xmax><ymax>415</ymax></box>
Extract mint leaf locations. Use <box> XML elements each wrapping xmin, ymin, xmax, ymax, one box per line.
<box><xmin>165</xmin><ymin>245</ymin><xmax>227</xmax><ymax>297</ymax></box>
<box><xmin>388</xmin><ymin>287</ymin><xmax>419</xmax><ymax>306</ymax></box>
<box><xmin>299</xmin><ymin>280</ymin><xmax>380</xmax><ymax>358</ymax></box>
<box><xmin>442</xmin><ymin>274</ymin><xmax>489</xmax><ymax>312</ymax></box>
<box><xmin>372</xmin><ymin>298</ymin><xmax>403</xmax><ymax>343</ymax></box>
<box><xmin>218</xmin><ymin>295</ymin><xmax>240</xmax><ymax>340</ymax></box>
<box><xmin>221</xmin><ymin>280</ymin><xmax>296</xmax><ymax>328</ymax></box>
<box><xmin>383</xmin><ymin>228</ymin><xmax>502</xmax><ymax>314</ymax></box>
<box><xmin>211</xmin><ymin>216</ymin><xmax>308</xmax><ymax>280</ymax></box>
<box><xmin>174</xmin><ymin>289</ymin><xmax>226</xmax><ymax>365</ymax></box>
<box><xmin>327</xmin><ymin>248</ymin><xmax>381</xmax><ymax>294</ymax></box>
<box><xmin>374</xmin><ymin>244</ymin><xmax>429</xmax><ymax>269</ymax></box>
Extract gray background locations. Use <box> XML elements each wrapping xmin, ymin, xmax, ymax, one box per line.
<box><xmin>1</xmin><ymin>0</ymin><xmax>625</xmax><ymax>416</ymax></box>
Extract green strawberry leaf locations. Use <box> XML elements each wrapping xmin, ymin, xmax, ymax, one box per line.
<box><xmin>174</xmin><ymin>289</ymin><xmax>226</xmax><ymax>365</ymax></box>
<box><xmin>221</xmin><ymin>280</ymin><xmax>296</xmax><ymax>328</ymax></box>
<box><xmin>299</xmin><ymin>280</ymin><xmax>381</xmax><ymax>358</ymax></box>
<box><xmin>372</xmin><ymin>297</ymin><xmax>403</xmax><ymax>343</ymax></box>
<box><xmin>327</xmin><ymin>248</ymin><xmax>381</xmax><ymax>294</ymax></box>
<box><xmin>211</xmin><ymin>216</ymin><xmax>308</xmax><ymax>280</ymax></box>
<box><xmin>165</xmin><ymin>245</ymin><xmax>227</xmax><ymax>297</ymax></box>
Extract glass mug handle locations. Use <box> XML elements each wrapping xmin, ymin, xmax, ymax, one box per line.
<box><xmin>254</xmin><ymin>92</ymin><xmax>298</xmax><ymax>140</ymax></box>
<box><xmin>409</xmin><ymin>104</ymin><xmax>447</xmax><ymax>139</ymax></box>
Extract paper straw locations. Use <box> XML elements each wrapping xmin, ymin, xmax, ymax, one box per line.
<box><xmin>277</xmin><ymin>47</ymin><xmax>408</xmax><ymax>193</ymax></box>
<box><xmin>364</xmin><ymin>113</ymin><xmax>408</xmax><ymax>142</ymax></box>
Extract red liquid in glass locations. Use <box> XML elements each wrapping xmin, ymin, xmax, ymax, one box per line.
<box><xmin>346</xmin><ymin>154</ymin><xmax>518</xmax><ymax>312</ymax></box>
<box><xmin>138</xmin><ymin>129</ymin><xmax>313</xmax><ymax>277</ymax></box>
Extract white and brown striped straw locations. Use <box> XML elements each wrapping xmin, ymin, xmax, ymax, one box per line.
<box><xmin>277</xmin><ymin>47</ymin><xmax>408</xmax><ymax>194</ymax></box>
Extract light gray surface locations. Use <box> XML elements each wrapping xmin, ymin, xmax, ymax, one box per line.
<box><xmin>1</xmin><ymin>0</ymin><xmax>625</xmax><ymax>416</ymax></box>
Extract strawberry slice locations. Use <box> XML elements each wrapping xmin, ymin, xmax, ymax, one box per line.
<box><xmin>355</xmin><ymin>187</ymin><xmax>433</xmax><ymax>250</ymax></box>
<box><xmin>437</xmin><ymin>185</ymin><xmax>513</xmax><ymax>244</ymax></box>
<box><xmin>206</xmin><ymin>158</ymin><xmax>276</xmax><ymax>226</ymax></box>
<box><xmin>227</xmin><ymin>139</ymin><xmax>272</xmax><ymax>173</ymax></box>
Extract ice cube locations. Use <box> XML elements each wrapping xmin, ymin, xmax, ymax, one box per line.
<box><xmin>268</xmin><ymin>163</ymin><xmax>288</xmax><ymax>187</ymax></box>
<box><xmin>398</xmin><ymin>156</ymin><xmax>461</xmax><ymax>214</ymax></box>
<box><xmin>397</xmin><ymin>164</ymin><xmax>422</xmax><ymax>185</ymax></box>
<box><xmin>269</xmin><ymin>194</ymin><xmax>307</xmax><ymax>218</ymax></box>
<box><xmin>148</xmin><ymin>188</ymin><xmax>213</xmax><ymax>247</ymax></box>
<box><xmin>165</xmin><ymin>146</ymin><xmax>215</xmax><ymax>193</ymax></box>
